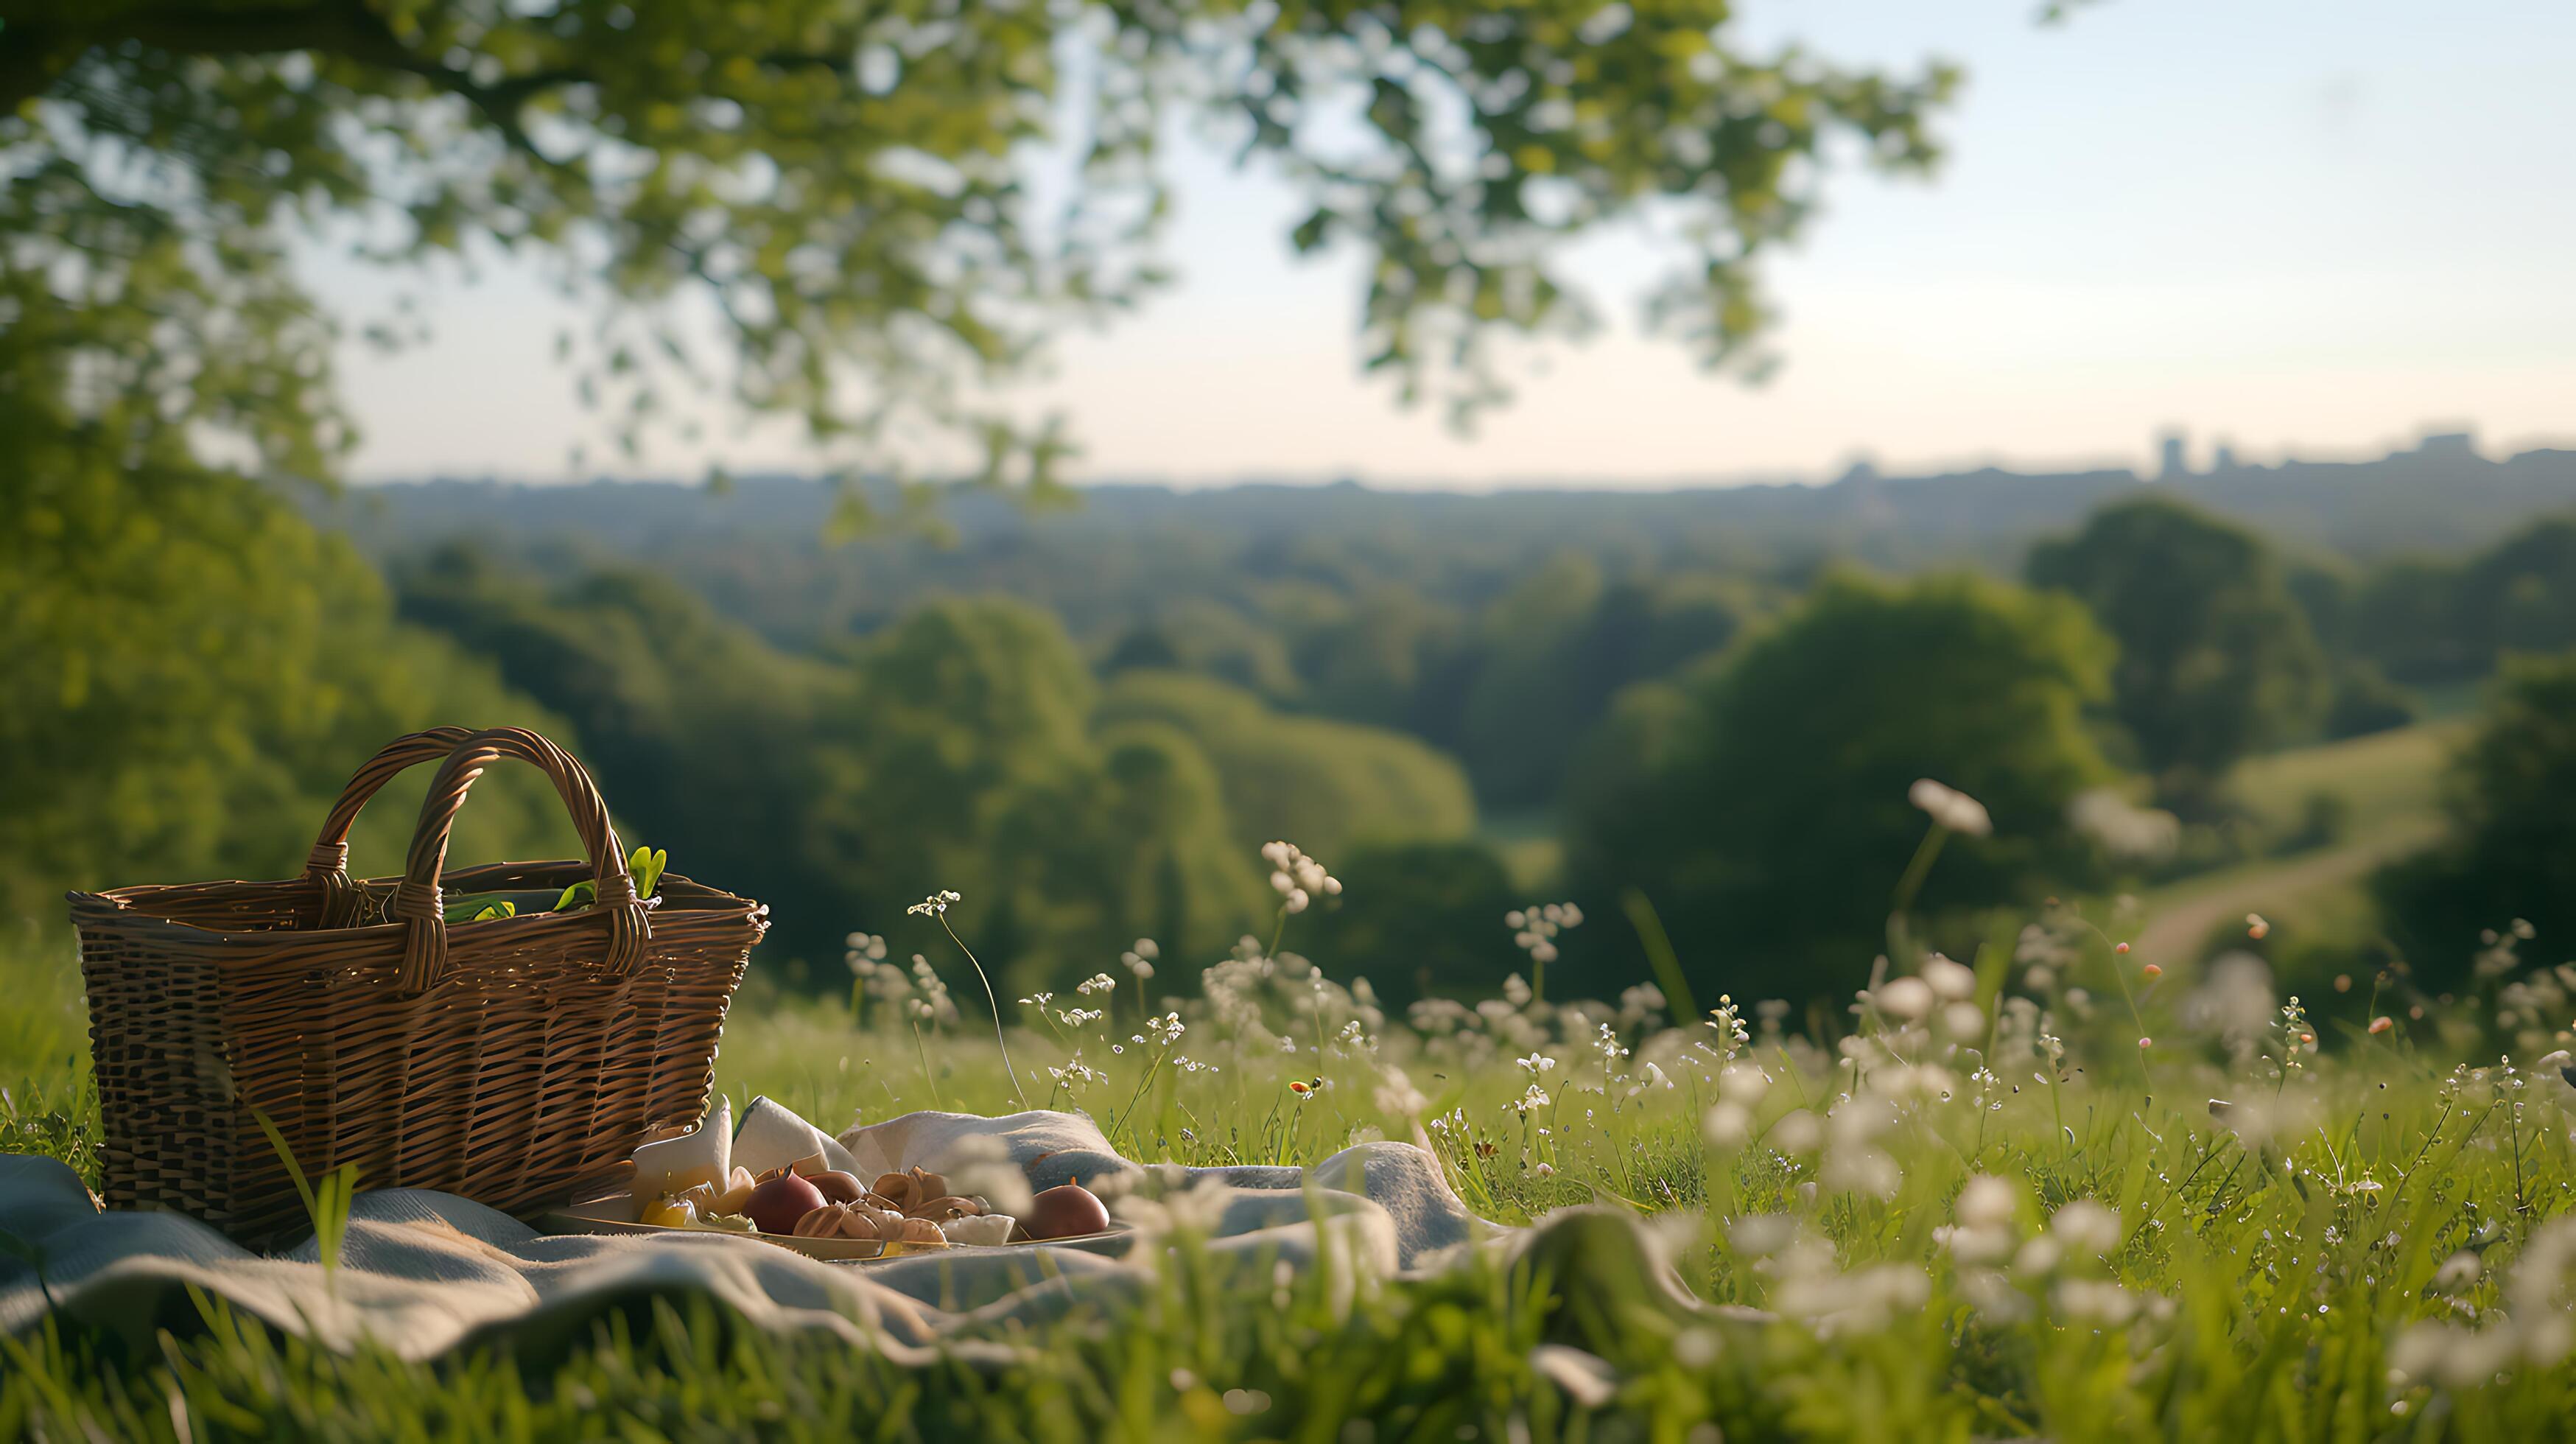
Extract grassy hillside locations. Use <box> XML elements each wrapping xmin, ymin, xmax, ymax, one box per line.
<box><xmin>2130</xmin><ymin>721</ymin><xmax>2465</xmax><ymax>971</ymax></box>
<box><xmin>2230</xmin><ymin>719</ymin><xmax>2467</xmax><ymax>839</ymax></box>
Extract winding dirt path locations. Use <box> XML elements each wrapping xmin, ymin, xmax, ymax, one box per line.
<box><xmin>2128</xmin><ymin>819</ymin><xmax>2443</xmax><ymax>965</ymax></box>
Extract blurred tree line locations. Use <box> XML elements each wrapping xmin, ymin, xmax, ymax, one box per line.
<box><xmin>2371</xmin><ymin>656</ymin><xmax>2576</xmax><ymax>986</ymax></box>
<box><xmin>18</xmin><ymin>438</ymin><xmax>2576</xmax><ymax>1004</ymax></box>
<box><xmin>388</xmin><ymin>546</ymin><xmax>1477</xmax><ymax>981</ymax></box>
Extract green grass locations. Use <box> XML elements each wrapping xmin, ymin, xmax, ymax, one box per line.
<box><xmin>2127</xmin><ymin>722</ymin><xmax>2466</xmax><ymax>968</ymax></box>
<box><xmin>1476</xmin><ymin>809</ymin><xmax>1568</xmax><ymax>894</ymax></box>
<box><xmin>10</xmin><ymin>870</ymin><xmax>2576</xmax><ymax>1440</ymax></box>
<box><xmin>2230</xmin><ymin>719</ymin><xmax>2467</xmax><ymax>841</ymax></box>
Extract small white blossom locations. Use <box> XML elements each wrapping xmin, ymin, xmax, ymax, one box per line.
<box><xmin>1507</xmin><ymin>902</ymin><xmax>1584</xmax><ymax>966</ymax></box>
<box><xmin>1263</xmin><ymin>842</ymin><xmax>1339</xmax><ymax>909</ymax></box>
<box><xmin>2049</xmin><ymin>1199</ymin><xmax>2123</xmax><ymax>1260</ymax></box>
<box><xmin>1909</xmin><ymin>778</ymin><xmax>1993</xmax><ymax>837</ymax></box>
<box><xmin>906</xmin><ymin>889</ymin><xmax>964</xmax><ymax>917</ymax></box>
<box><xmin>1875</xmin><ymin>977</ymin><xmax>1935</xmax><ymax>1022</ymax></box>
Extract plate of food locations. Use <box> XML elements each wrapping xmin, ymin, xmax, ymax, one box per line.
<box><xmin>537</xmin><ymin>1096</ymin><xmax>1131</xmax><ymax>1263</ymax></box>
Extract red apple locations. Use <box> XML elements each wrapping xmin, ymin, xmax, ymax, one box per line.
<box><xmin>1024</xmin><ymin>1182</ymin><xmax>1110</xmax><ymax>1240</ymax></box>
<box><xmin>745</xmin><ymin>1173</ymin><xmax>828</xmax><ymax>1235</ymax></box>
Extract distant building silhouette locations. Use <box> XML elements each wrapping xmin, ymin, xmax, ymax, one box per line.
<box><xmin>2158</xmin><ymin>430</ymin><xmax>2189</xmax><ymax>480</ymax></box>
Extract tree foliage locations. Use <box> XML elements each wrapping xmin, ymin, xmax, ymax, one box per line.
<box><xmin>1564</xmin><ymin>571</ymin><xmax>2116</xmax><ymax>1000</ymax></box>
<box><xmin>2</xmin><ymin>0</ymin><xmax>1955</xmax><ymax>493</ymax></box>
<box><xmin>380</xmin><ymin>561</ymin><xmax>1480</xmax><ymax>984</ymax></box>
<box><xmin>396</xmin><ymin>547</ymin><xmax>852</xmax><ymax>937</ymax></box>
<box><xmin>1458</xmin><ymin>556</ymin><xmax>1754</xmax><ymax>810</ymax></box>
<box><xmin>1095</xmin><ymin>668</ymin><xmax>1478</xmax><ymax>863</ymax></box>
<box><xmin>0</xmin><ymin>463</ymin><xmax>578</xmax><ymax>920</ymax></box>
<box><xmin>1296</xmin><ymin>839</ymin><xmax>1522</xmax><ymax>1008</ymax></box>
<box><xmin>2374</xmin><ymin>655</ymin><xmax>2576</xmax><ymax>988</ymax></box>
<box><xmin>2343</xmin><ymin>515</ymin><xmax>2576</xmax><ymax>687</ymax></box>
<box><xmin>2027</xmin><ymin>498</ymin><xmax>2328</xmax><ymax>790</ymax></box>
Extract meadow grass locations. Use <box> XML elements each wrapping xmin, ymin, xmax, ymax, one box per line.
<box><xmin>7</xmin><ymin>882</ymin><xmax>2576</xmax><ymax>1441</ymax></box>
<box><xmin>2228</xmin><ymin>719</ymin><xmax>2468</xmax><ymax>842</ymax></box>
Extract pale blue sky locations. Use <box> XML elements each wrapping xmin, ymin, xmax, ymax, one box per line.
<box><xmin>319</xmin><ymin>0</ymin><xmax>2576</xmax><ymax>486</ymax></box>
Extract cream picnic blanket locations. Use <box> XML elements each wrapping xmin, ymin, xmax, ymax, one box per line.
<box><xmin>0</xmin><ymin>1109</ymin><xmax>1708</xmax><ymax>1368</ymax></box>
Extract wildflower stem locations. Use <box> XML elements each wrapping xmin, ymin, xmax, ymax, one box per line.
<box><xmin>938</xmin><ymin>914</ymin><xmax>1031</xmax><ymax>1111</ymax></box>
<box><xmin>2507</xmin><ymin>1093</ymin><xmax>2528</xmax><ymax>1214</ymax></box>
<box><xmin>2064</xmin><ymin>912</ymin><xmax>2156</xmax><ymax>1094</ymax></box>
<box><xmin>1309</xmin><ymin>976</ymin><xmax>1330</xmax><ymax>1063</ymax></box>
<box><xmin>1618</xmin><ymin>888</ymin><xmax>1699</xmax><ymax>1024</ymax></box>
<box><xmin>1111</xmin><ymin>1042</ymin><xmax>1176</xmax><ymax>1150</ymax></box>
<box><xmin>1888</xmin><ymin>821</ymin><xmax>1950</xmax><ymax>938</ymax></box>
<box><xmin>2104</xmin><ymin>944</ymin><xmax>2155</xmax><ymax>1095</ymax></box>
<box><xmin>910</xmin><ymin>1018</ymin><xmax>943</xmax><ymax>1110</ymax></box>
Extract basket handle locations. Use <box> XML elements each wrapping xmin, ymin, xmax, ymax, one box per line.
<box><xmin>388</xmin><ymin>728</ymin><xmax>652</xmax><ymax>994</ymax></box>
<box><xmin>304</xmin><ymin>726</ymin><xmax>482</xmax><ymax>928</ymax></box>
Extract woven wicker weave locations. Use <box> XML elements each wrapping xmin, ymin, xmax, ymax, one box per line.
<box><xmin>69</xmin><ymin>726</ymin><xmax>767</xmax><ymax>1246</ymax></box>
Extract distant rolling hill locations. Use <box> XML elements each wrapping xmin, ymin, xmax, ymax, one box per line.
<box><xmin>319</xmin><ymin>435</ymin><xmax>2576</xmax><ymax>651</ymax></box>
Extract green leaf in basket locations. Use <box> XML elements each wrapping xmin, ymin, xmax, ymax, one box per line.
<box><xmin>631</xmin><ymin>845</ymin><xmax>667</xmax><ymax>900</ymax></box>
<box><xmin>472</xmin><ymin>900</ymin><xmax>516</xmax><ymax>922</ymax></box>
<box><xmin>553</xmin><ymin>843</ymin><xmax>662</xmax><ymax>911</ymax></box>
<box><xmin>442</xmin><ymin>895</ymin><xmax>516</xmax><ymax>923</ymax></box>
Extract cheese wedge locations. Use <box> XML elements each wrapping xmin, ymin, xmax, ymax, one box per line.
<box><xmin>631</xmin><ymin>1093</ymin><xmax>732</xmax><ymax>1198</ymax></box>
<box><xmin>732</xmin><ymin>1095</ymin><xmax>858</xmax><ymax>1178</ymax></box>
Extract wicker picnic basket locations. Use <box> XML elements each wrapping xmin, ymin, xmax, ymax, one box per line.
<box><xmin>67</xmin><ymin>726</ymin><xmax>768</xmax><ymax>1246</ymax></box>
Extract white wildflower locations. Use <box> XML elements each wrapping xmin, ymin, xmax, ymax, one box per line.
<box><xmin>1956</xmin><ymin>1175</ymin><xmax>2019</xmax><ymax>1230</ymax></box>
<box><xmin>1374</xmin><ymin>1065</ymin><xmax>1428</xmax><ymax>1118</ymax></box>
<box><xmin>1923</xmin><ymin>955</ymin><xmax>1978</xmax><ymax>1002</ymax></box>
<box><xmin>2067</xmin><ymin>788</ymin><xmax>2180</xmax><ymax>861</ymax></box>
<box><xmin>1767</xmin><ymin>1109</ymin><xmax>1822</xmax><ymax>1155</ymax></box>
<box><xmin>1508</xmin><ymin>902</ymin><xmax>1583</xmax><ymax>965</ymax></box>
<box><xmin>1876</xmin><ymin>976</ymin><xmax>1935</xmax><ymax>1022</ymax></box>
<box><xmin>905</xmin><ymin>889</ymin><xmax>963</xmax><ymax>917</ymax></box>
<box><xmin>1263</xmin><ymin>841</ymin><xmax>1338</xmax><ymax>911</ymax></box>
<box><xmin>1703</xmin><ymin>1101</ymin><xmax>1754</xmax><ymax>1149</ymax></box>
<box><xmin>1706</xmin><ymin>994</ymin><xmax>1751</xmax><ymax>1060</ymax></box>
<box><xmin>1909</xmin><ymin>778</ymin><xmax>1993</xmax><ymax>837</ymax></box>
<box><xmin>2054</xmin><ymin>1278</ymin><xmax>2141</xmax><ymax>1326</ymax></box>
<box><xmin>1821</xmin><ymin>1097</ymin><xmax>1901</xmax><ymax>1199</ymax></box>
<box><xmin>2049</xmin><ymin>1199</ymin><xmax>2122</xmax><ymax>1260</ymax></box>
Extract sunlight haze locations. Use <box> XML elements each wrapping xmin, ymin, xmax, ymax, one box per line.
<box><xmin>317</xmin><ymin>0</ymin><xmax>2576</xmax><ymax>486</ymax></box>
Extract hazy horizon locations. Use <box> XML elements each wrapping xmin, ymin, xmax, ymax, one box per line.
<box><xmin>356</xmin><ymin>416</ymin><xmax>2557</xmax><ymax>495</ymax></box>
